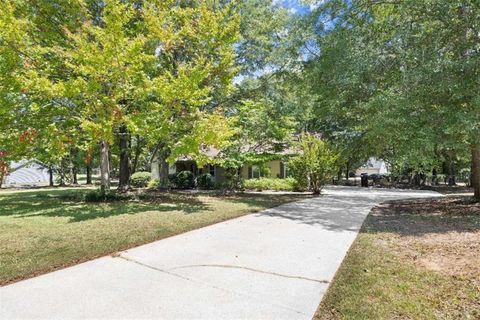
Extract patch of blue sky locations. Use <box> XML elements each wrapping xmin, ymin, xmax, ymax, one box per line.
<box><xmin>274</xmin><ymin>0</ymin><xmax>312</xmax><ymax>15</ymax></box>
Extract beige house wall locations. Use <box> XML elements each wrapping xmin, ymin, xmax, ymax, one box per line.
<box><xmin>241</xmin><ymin>160</ymin><xmax>284</xmax><ymax>179</ymax></box>
<box><xmin>240</xmin><ymin>165</ymin><xmax>249</xmax><ymax>179</ymax></box>
<box><xmin>268</xmin><ymin>160</ymin><xmax>282</xmax><ymax>178</ymax></box>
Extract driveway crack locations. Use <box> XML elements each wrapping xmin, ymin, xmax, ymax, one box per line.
<box><xmin>114</xmin><ymin>254</ymin><xmax>309</xmax><ymax>316</ymax></box>
<box><xmin>168</xmin><ymin>264</ymin><xmax>329</xmax><ymax>284</ymax></box>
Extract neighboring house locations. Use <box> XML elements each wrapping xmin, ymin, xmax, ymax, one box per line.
<box><xmin>3</xmin><ymin>160</ymin><xmax>53</xmax><ymax>187</ymax></box>
<box><xmin>355</xmin><ymin>157</ymin><xmax>390</xmax><ymax>176</ymax></box>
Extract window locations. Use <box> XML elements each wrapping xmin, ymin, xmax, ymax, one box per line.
<box><xmin>251</xmin><ymin>165</ymin><xmax>262</xmax><ymax>179</ymax></box>
<box><xmin>282</xmin><ymin>162</ymin><xmax>290</xmax><ymax>178</ymax></box>
<box><xmin>199</xmin><ymin>165</ymin><xmax>215</xmax><ymax>176</ymax></box>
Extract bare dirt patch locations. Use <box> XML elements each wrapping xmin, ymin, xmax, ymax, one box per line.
<box><xmin>368</xmin><ymin>196</ymin><xmax>480</xmax><ymax>279</ymax></box>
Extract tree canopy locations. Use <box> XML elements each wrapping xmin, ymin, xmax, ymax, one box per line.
<box><xmin>1</xmin><ymin>0</ymin><xmax>478</xmax><ymax>199</ymax></box>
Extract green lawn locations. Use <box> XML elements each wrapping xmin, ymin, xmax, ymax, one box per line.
<box><xmin>315</xmin><ymin>196</ymin><xmax>480</xmax><ymax>319</ymax></box>
<box><xmin>0</xmin><ymin>187</ymin><xmax>306</xmax><ymax>285</ymax></box>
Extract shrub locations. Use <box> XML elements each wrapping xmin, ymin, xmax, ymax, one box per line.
<box><xmin>147</xmin><ymin>179</ymin><xmax>160</xmax><ymax>190</ymax></box>
<box><xmin>288</xmin><ymin>133</ymin><xmax>338</xmax><ymax>194</ymax></box>
<box><xmin>168</xmin><ymin>173</ymin><xmax>179</xmax><ymax>188</ymax></box>
<box><xmin>243</xmin><ymin>178</ymin><xmax>296</xmax><ymax>191</ymax></box>
<box><xmin>197</xmin><ymin>173</ymin><xmax>215</xmax><ymax>190</ymax></box>
<box><xmin>176</xmin><ymin>171</ymin><xmax>195</xmax><ymax>189</ymax></box>
<box><xmin>84</xmin><ymin>189</ymin><xmax>131</xmax><ymax>202</ymax></box>
<box><xmin>291</xmin><ymin>178</ymin><xmax>308</xmax><ymax>192</ymax></box>
<box><xmin>130</xmin><ymin>171</ymin><xmax>151</xmax><ymax>188</ymax></box>
<box><xmin>218</xmin><ymin>168</ymin><xmax>243</xmax><ymax>191</ymax></box>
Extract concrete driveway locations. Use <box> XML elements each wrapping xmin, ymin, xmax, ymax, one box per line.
<box><xmin>0</xmin><ymin>186</ymin><xmax>441</xmax><ymax>319</ymax></box>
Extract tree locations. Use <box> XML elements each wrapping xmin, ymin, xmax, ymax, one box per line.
<box><xmin>301</xmin><ymin>0</ymin><xmax>480</xmax><ymax>199</ymax></box>
<box><xmin>59</xmin><ymin>0</ymin><xmax>150</xmax><ymax>191</ymax></box>
<box><xmin>288</xmin><ymin>133</ymin><xmax>338</xmax><ymax>195</ymax></box>
<box><xmin>1</xmin><ymin>0</ymin><xmax>91</xmax><ymax>189</ymax></box>
<box><xmin>130</xmin><ymin>0</ymin><xmax>240</xmax><ymax>189</ymax></box>
<box><xmin>1</xmin><ymin>0</ymin><xmax>240</xmax><ymax>192</ymax></box>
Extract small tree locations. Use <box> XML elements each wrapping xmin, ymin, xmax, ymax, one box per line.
<box><xmin>288</xmin><ymin>133</ymin><xmax>338</xmax><ymax>195</ymax></box>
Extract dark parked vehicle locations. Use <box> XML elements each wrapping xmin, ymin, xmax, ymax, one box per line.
<box><xmin>368</xmin><ymin>173</ymin><xmax>383</xmax><ymax>180</ymax></box>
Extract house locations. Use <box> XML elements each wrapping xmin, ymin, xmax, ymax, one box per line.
<box><xmin>171</xmin><ymin>144</ymin><xmax>295</xmax><ymax>184</ymax></box>
<box><xmin>355</xmin><ymin>157</ymin><xmax>390</xmax><ymax>176</ymax></box>
<box><xmin>3</xmin><ymin>160</ymin><xmax>53</xmax><ymax>187</ymax></box>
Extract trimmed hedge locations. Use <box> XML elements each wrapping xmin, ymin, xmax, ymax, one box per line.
<box><xmin>243</xmin><ymin>177</ymin><xmax>297</xmax><ymax>191</ymax></box>
<box><xmin>197</xmin><ymin>173</ymin><xmax>215</xmax><ymax>190</ymax></box>
<box><xmin>130</xmin><ymin>171</ymin><xmax>151</xmax><ymax>188</ymax></box>
<box><xmin>176</xmin><ymin>171</ymin><xmax>195</xmax><ymax>189</ymax></box>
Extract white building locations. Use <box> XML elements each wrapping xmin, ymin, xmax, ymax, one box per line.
<box><xmin>356</xmin><ymin>157</ymin><xmax>390</xmax><ymax>176</ymax></box>
<box><xmin>3</xmin><ymin>160</ymin><xmax>53</xmax><ymax>187</ymax></box>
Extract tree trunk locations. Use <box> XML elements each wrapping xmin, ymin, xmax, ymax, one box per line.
<box><xmin>420</xmin><ymin>173</ymin><xmax>427</xmax><ymax>186</ymax></box>
<box><xmin>472</xmin><ymin>142</ymin><xmax>480</xmax><ymax>201</ymax></box>
<box><xmin>159</xmin><ymin>153</ymin><xmax>169</xmax><ymax>189</ymax></box>
<box><xmin>118</xmin><ymin>124</ymin><xmax>130</xmax><ymax>191</ymax></box>
<box><xmin>86</xmin><ymin>165</ymin><xmax>92</xmax><ymax>185</ymax></box>
<box><xmin>151</xmin><ymin>149</ymin><xmax>160</xmax><ymax>180</ymax></box>
<box><xmin>100</xmin><ymin>140</ymin><xmax>111</xmax><ymax>192</ymax></box>
<box><xmin>0</xmin><ymin>171</ymin><xmax>4</xmax><ymax>189</ymax></box>
<box><xmin>70</xmin><ymin>149</ymin><xmax>78</xmax><ymax>185</ymax></box>
<box><xmin>311</xmin><ymin>174</ymin><xmax>321</xmax><ymax>195</ymax></box>
<box><xmin>59</xmin><ymin>158</ymin><xmax>66</xmax><ymax>186</ymax></box>
<box><xmin>131</xmin><ymin>135</ymin><xmax>142</xmax><ymax>174</ymax></box>
<box><xmin>151</xmin><ymin>143</ymin><xmax>171</xmax><ymax>189</ymax></box>
<box><xmin>448</xmin><ymin>161</ymin><xmax>456</xmax><ymax>186</ymax></box>
<box><xmin>345</xmin><ymin>160</ymin><xmax>350</xmax><ymax>181</ymax></box>
<box><xmin>445</xmin><ymin>154</ymin><xmax>457</xmax><ymax>186</ymax></box>
<box><xmin>49</xmin><ymin>166</ymin><xmax>54</xmax><ymax>187</ymax></box>
<box><xmin>432</xmin><ymin>168</ymin><xmax>437</xmax><ymax>186</ymax></box>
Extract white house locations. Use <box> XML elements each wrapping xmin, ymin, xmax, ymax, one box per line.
<box><xmin>356</xmin><ymin>157</ymin><xmax>390</xmax><ymax>176</ymax></box>
<box><xmin>3</xmin><ymin>160</ymin><xmax>53</xmax><ymax>187</ymax></box>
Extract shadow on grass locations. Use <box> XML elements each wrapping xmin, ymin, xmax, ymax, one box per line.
<box><xmin>0</xmin><ymin>189</ymin><xmax>307</xmax><ymax>223</ymax></box>
<box><xmin>363</xmin><ymin>196</ymin><xmax>480</xmax><ymax>236</ymax></box>
<box><xmin>0</xmin><ymin>189</ymin><xmax>212</xmax><ymax>222</ymax></box>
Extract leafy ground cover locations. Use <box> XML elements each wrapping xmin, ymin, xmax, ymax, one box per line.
<box><xmin>315</xmin><ymin>196</ymin><xmax>480</xmax><ymax>319</ymax></box>
<box><xmin>0</xmin><ymin>187</ymin><xmax>306</xmax><ymax>286</ymax></box>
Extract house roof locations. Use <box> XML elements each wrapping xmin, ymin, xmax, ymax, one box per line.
<box><xmin>10</xmin><ymin>160</ymin><xmax>49</xmax><ymax>172</ymax></box>
<box><xmin>176</xmin><ymin>146</ymin><xmax>221</xmax><ymax>161</ymax></box>
<box><xmin>175</xmin><ymin>133</ymin><xmax>323</xmax><ymax>162</ymax></box>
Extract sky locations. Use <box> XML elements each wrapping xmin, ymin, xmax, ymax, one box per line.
<box><xmin>274</xmin><ymin>0</ymin><xmax>320</xmax><ymax>15</ymax></box>
<box><xmin>233</xmin><ymin>0</ymin><xmax>321</xmax><ymax>84</ymax></box>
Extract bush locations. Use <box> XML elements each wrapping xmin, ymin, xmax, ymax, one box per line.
<box><xmin>217</xmin><ymin>168</ymin><xmax>243</xmax><ymax>191</ymax></box>
<box><xmin>197</xmin><ymin>173</ymin><xmax>215</xmax><ymax>190</ymax></box>
<box><xmin>84</xmin><ymin>189</ymin><xmax>131</xmax><ymax>202</ymax></box>
<box><xmin>168</xmin><ymin>173</ymin><xmax>179</xmax><ymax>188</ymax></box>
<box><xmin>288</xmin><ymin>133</ymin><xmax>338</xmax><ymax>194</ymax></box>
<box><xmin>176</xmin><ymin>171</ymin><xmax>195</xmax><ymax>189</ymax></box>
<box><xmin>243</xmin><ymin>178</ymin><xmax>296</xmax><ymax>191</ymax></box>
<box><xmin>147</xmin><ymin>179</ymin><xmax>160</xmax><ymax>190</ymax></box>
<box><xmin>291</xmin><ymin>179</ymin><xmax>308</xmax><ymax>192</ymax></box>
<box><xmin>130</xmin><ymin>171</ymin><xmax>151</xmax><ymax>188</ymax></box>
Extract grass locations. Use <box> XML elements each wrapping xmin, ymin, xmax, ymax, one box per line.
<box><xmin>315</xmin><ymin>196</ymin><xmax>480</xmax><ymax>320</ymax></box>
<box><xmin>0</xmin><ymin>187</ymin><xmax>306</xmax><ymax>285</ymax></box>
